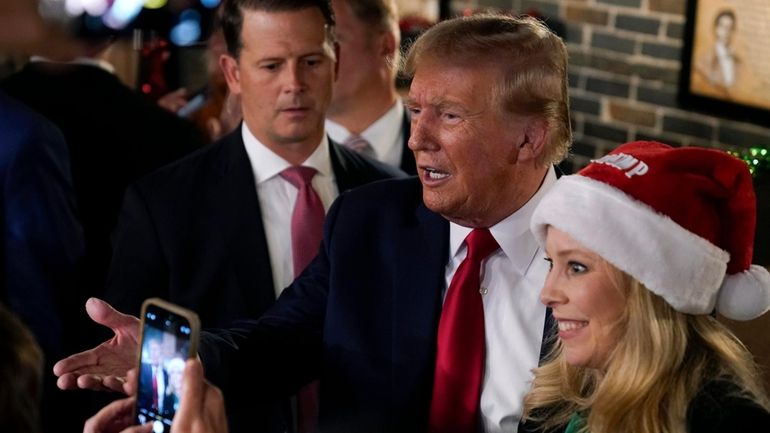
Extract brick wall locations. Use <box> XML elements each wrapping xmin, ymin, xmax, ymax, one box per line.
<box><xmin>471</xmin><ymin>0</ymin><xmax>770</xmax><ymax>173</ymax></box>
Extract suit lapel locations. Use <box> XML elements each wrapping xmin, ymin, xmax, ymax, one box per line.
<box><xmin>391</xmin><ymin>185</ymin><xmax>449</xmax><ymax>415</ymax></box>
<box><xmin>209</xmin><ymin>128</ymin><xmax>276</xmax><ymax>310</ymax></box>
<box><xmin>329</xmin><ymin>138</ymin><xmax>357</xmax><ymax>192</ymax></box>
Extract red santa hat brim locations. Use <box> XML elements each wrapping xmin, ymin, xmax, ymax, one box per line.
<box><xmin>531</xmin><ymin>175</ymin><xmax>770</xmax><ymax>320</ymax></box>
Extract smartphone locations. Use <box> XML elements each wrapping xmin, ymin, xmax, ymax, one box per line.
<box><xmin>134</xmin><ymin>298</ymin><xmax>200</xmax><ymax>433</ymax></box>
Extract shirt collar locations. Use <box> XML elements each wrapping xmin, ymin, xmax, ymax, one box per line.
<box><xmin>241</xmin><ymin>123</ymin><xmax>332</xmax><ymax>184</ymax></box>
<box><xmin>30</xmin><ymin>56</ymin><xmax>116</xmax><ymax>74</ymax></box>
<box><xmin>448</xmin><ymin>165</ymin><xmax>557</xmax><ymax>274</ymax></box>
<box><xmin>325</xmin><ymin>100</ymin><xmax>403</xmax><ymax>158</ymax></box>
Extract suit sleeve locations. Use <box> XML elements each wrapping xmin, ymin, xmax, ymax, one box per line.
<box><xmin>104</xmin><ymin>184</ymin><xmax>170</xmax><ymax>317</ymax></box>
<box><xmin>3</xmin><ymin>119</ymin><xmax>84</xmax><ymax>358</ymax></box>
<box><xmin>197</xmin><ymin>190</ymin><xmax>349</xmax><ymax>399</ymax></box>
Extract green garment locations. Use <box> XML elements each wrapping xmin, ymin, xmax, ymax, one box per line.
<box><xmin>564</xmin><ymin>412</ymin><xmax>586</xmax><ymax>433</ymax></box>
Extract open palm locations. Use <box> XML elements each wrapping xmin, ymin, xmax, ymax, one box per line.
<box><xmin>54</xmin><ymin>298</ymin><xmax>140</xmax><ymax>393</ymax></box>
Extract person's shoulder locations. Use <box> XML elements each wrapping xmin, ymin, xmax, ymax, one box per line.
<box><xmin>333</xmin><ymin>176</ymin><xmax>424</xmax><ymax>220</ymax></box>
<box><xmin>0</xmin><ymin>91</ymin><xmax>57</xmax><ymax>133</ymax></box>
<box><xmin>0</xmin><ymin>91</ymin><xmax>66</xmax><ymax>155</ymax></box>
<box><xmin>688</xmin><ymin>378</ymin><xmax>770</xmax><ymax>432</ymax></box>
<box><xmin>132</xmin><ymin>129</ymin><xmax>242</xmax><ymax>193</ymax></box>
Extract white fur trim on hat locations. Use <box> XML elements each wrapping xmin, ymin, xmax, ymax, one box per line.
<box><xmin>531</xmin><ymin>175</ymin><xmax>729</xmax><ymax>315</ymax></box>
<box><xmin>717</xmin><ymin>265</ymin><xmax>770</xmax><ymax>320</ymax></box>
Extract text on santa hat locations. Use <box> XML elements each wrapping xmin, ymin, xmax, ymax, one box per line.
<box><xmin>592</xmin><ymin>153</ymin><xmax>649</xmax><ymax>178</ymax></box>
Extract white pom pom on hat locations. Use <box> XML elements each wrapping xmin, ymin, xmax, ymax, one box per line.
<box><xmin>531</xmin><ymin>141</ymin><xmax>770</xmax><ymax>321</ymax></box>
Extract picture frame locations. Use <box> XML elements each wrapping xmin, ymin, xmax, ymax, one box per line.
<box><xmin>679</xmin><ymin>0</ymin><xmax>770</xmax><ymax>126</ymax></box>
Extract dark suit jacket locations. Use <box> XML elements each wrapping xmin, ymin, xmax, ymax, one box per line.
<box><xmin>106</xmin><ymin>127</ymin><xmax>403</xmax><ymax>432</ymax></box>
<box><xmin>1</xmin><ymin>62</ymin><xmax>205</xmax><ymax>294</ymax></box>
<box><xmin>0</xmin><ymin>91</ymin><xmax>83</xmax><ymax>359</ymax></box>
<box><xmin>687</xmin><ymin>379</ymin><xmax>770</xmax><ymax>433</ymax></box>
<box><xmin>137</xmin><ymin>363</ymin><xmax>169</xmax><ymax>414</ymax></box>
<box><xmin>398</xmin><ymin>109</ymin><xmax>416</xmax><ymax>175</ymax></box>
<box><xmin>105</xmin><ymin>126</ymin><xmax>404</xmax><ymax>326</ymax></box>
<box><xmin>200</xmin><ymin>177</ymin><xmax>553</xmax><ymax>433</ymax></box>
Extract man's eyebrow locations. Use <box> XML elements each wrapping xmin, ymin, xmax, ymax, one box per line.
<box><xmin>404</xmin><ymin>96</ymin><xmax>464</xmax><ymax>110</ymax></box>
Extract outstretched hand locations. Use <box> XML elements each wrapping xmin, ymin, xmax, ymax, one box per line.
<box><xmin>53</xmin><ymin>298</ymin><xmax>140</xmax><ymax>393</ymax></box>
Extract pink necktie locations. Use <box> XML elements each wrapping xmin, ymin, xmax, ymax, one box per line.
<box><xmin>280</xmin><ymin>166</ymin><xmax>325</xmax><ymax>433</ymax></box>
<box><xmin>280</xmin><ymin>166</ymin><xmax>325</xmax><ymax>276</ymax></box>
<box><xmin>429</xmin><ymin>228</ymin><xmax>500</xmax><ymax>433</ymax></box>
<box><xmin>342</xmin><ymin>135</ymin><xmax>376</xmax><ymax>159</ymax></box>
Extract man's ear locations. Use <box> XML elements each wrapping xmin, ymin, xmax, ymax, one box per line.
<box><xmin>219</xmin><ymin>53</ymin><xmax>242</xmax><ymax>95</ymax></box>
<box><xmin>380</xmin><ymin>29</ymin><xmax>397</xmax><ymax>58</ymax></box>
<box><xmin>517</xmin><ymin>118</ymin><xmax>548</xmax><ymax>163</ymax></box>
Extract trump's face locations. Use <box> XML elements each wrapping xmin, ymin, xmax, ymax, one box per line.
<box><xmin>406</xmin><ymin>61</ymin><xmax>531</xmax><ymax>227</ymax></box>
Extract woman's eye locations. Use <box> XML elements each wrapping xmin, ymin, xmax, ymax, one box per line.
<box><xmin>543</xmin><ymin>257</ymin><xmax>553</xmax><ymax>271</ymax></box>
<box><xmin>568</xmin><ymin>262</ymin><xmax>587</xmax><ymax>274</ymax></box>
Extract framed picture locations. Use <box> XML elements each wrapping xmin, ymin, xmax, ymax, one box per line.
<box><xmin>679</xmin><ymin>0</ymin><xmax>770</xmax><ymax>125</ymax></box>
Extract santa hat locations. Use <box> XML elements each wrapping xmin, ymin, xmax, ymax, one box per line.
<box><xmin>531</xmin><ymin>141</ymin><xmax>770</xmax><ymax>321</ymax></box>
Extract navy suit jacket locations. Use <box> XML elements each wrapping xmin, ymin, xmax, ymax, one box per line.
<box><xmin>200</xmin><ymin>177</ymin><xmax>554</xmax><ymax>433</ymax></box>
<box><xmin>0</xmin><ymin>91</ymin><xmax>83</xmax><ymax>358</ymax></box>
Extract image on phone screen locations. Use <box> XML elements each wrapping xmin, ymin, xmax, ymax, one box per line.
<box><xmin>135</xmin><ymin>303</ymin><xmax>195</xmax><ymax>433</ymax></box>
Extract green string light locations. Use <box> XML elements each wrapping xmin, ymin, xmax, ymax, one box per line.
<box><xmin>728</xmin><ymin>147</ymin><xmax>770</xmax><ymax>178</ymax></box>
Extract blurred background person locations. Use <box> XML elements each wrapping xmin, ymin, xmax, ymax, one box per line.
<box><xmin>0</xmin><ymin>5</ymin><xmax>87</xmax><ymax>427</ymax></box>
<box><xmin>324</xmin><ymin>0</ymin><xmax>416</xmax><ymax>174</ymax></box>
<box><xmin>524</xmin><ymin>141</ymin><xmax>770</xmax><ymax>433</ymax></box>
<box><xmin>1</xmin><ymin>34</ymin><xmax>207</xmax><ymax>302</ymax></box>
<box><xmin>156</xmin><ymin>26</ymin><xmax>242</xmax><ymax>143</ymax></box>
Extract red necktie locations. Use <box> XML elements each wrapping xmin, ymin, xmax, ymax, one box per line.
<box><xmin>280</xmin><ymin>166</ymin><xmax>325</xmax><ymax>433</ymax></box>
<box><xmin>429</xmin><ymin>228</ymin><xmax>500</xmax><ymax>433</ymax></box>
<box><xmin>152</xmin><ymin>367</ymin><xmax>159</xmax><ymax>410</ymax></box>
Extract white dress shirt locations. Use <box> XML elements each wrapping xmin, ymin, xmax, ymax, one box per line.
<box><xmin>325</xmin><ymin>100</ymin><xmax>405</xmax><ymax>168</ymax></box>
<box><xmin>242</xmin><ymin>124</ymin><xmax>339</xmax><ymax>297</ymax></box>
<box><xmin>445</xmin><ymin>166</ymin><xmax>557</xmax><ymax>433</ymax></box>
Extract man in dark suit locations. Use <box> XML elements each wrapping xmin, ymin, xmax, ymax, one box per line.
<box><xmin>0</xmin><ymin>44</ymin><xmax>207</xmax><ymax>298</ymax></box>
<box><xmin>59</xmin><ymin>12</ymin><xmax>571</xmax><ymax>433</ymax></box>
<box><xmin>100</xmin><ymin>0</ymin><xmax>400</xmax><ymax>431</ymax></box>
<box><xmin>136</xmin><ymin>338</ymin><xmax>168</xmax><ymax>417</ymax></box>
<box><xmin>325</xmin><ymin>0</ymin><xmax>415</xmax><ymax>174</ymax></box>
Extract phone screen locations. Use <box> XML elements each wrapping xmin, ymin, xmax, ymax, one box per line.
<box><xmin>135</xmin><ymin>302</ymin><xmax>196</xmax><ymax>433</ymax></box>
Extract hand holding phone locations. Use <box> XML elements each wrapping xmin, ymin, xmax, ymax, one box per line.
<box><xmin>135</xmin><ymin>298</ymin><xmax>200</xmax><ymax>433</ymax></box>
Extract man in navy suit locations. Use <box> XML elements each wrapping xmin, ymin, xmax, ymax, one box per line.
<box><xmin>60</xmin><ymin>12</ymin><xmax>571</xmax><ymax>433</ymax></box>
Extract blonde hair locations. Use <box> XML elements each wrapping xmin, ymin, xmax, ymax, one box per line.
<box><xmin>401</xmin><ymin>14</ymin><xmax>571</xmax><ymax>166</ymax></box>
<box><xmin>0</xmin><ymin>305</ymin><xmax>43</xmax><ymax>433</ymax></box>
<box><xmin>523</xmin><ymin>266</ymin><xmax>770</xmax><ymax>433</ymax></box>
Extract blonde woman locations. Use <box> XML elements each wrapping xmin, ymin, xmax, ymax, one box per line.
<box><xmin>523</xmin><ymin>141</ymin><xmax>770</xmax><ymax>433</ymax></box>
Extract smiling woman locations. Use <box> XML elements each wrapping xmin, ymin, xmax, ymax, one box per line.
<box><xmin>522</xmin><ymin>141</ymin><xmax>770</xmax><ymax>433</ymax></box>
